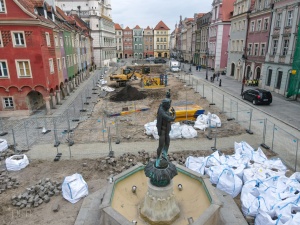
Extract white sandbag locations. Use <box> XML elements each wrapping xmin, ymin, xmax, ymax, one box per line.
<box><xmin>62</xmin><ymin>173</ymin><xmax>88</xmax><ymax>204</ymax></box>
<box><xmin>6</xmin><ymin>154</ymin><xmax>29</xmax><ymax>171</ymax></box>
<box><xmin>284</xmin><ymin>212</ymin><xmax>300</xmax><ymax>225</ymax></box>
<box><xmin>252</xmin><ymin>147</ymin><xmax>267</xmax><ymax>163</ymax></box>
<box><xmin>234</xmin><ymin>141</ymin><xmax>254</xmax><ymax>160</ymax></box>
<box><xmin>209</xmin><ymin>113</ymin><xmax>221</xmax><ymax>128</ymax></box>
<box><xmin>169</xmin><ymin>122</ymin><xmax>182</xmax><ymax>139</ymax></box>
<box><xmin>255</xmin><ymin>210</ymin><xmax>279</xmax><ymax>225</ymax></box>
<box><xmin>207</xmin><ymin>165</ymin><xmax>229</xmax><ymax>185</ymax></box>
<box><xmin>181</xmin><ymin>125</ymin><xmax>197</xmax><ymax>139</ymax></box>
<box><xmin>185</xmin><ymin>156</ymin><xmax>205</xmax><ymax>174</ymax></box>
<box><xmin>205</xmin><ymin>151</ymin><xmax>221</xmax><ymax>167</ymax></box>
<box><xmin>194</xmin><ymin>114</ymin><xmax>208</xmax><ymax>131</ymax></box>
<box><xmin>0</xmin><ymin>139</ymin><xmax>8</xmax><ymax>152</ymax></box>
<box><xmin>216</xmin><ymin>168</ymin><xmax>243</xmax><ymax>198</ymax></box>
<box><xmin>144</xmin><ymin>120</ymin><xmax>157</xmax><ymax>136</ymax></box>
<box><xmin>264</xmin><ymin>158</ymin><xmax>287</xmax><ymax>171</ymax></box>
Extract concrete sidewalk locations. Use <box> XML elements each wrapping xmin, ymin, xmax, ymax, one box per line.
<box><xmin>27</xmin><ymin>133</ymin><xmax>260</xmax><ymax>160</ymax></box>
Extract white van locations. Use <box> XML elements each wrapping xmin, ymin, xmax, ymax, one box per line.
<box><xmin>169</xmin><ymin>61</ymin><xmax>181</xmax><ymax>72</ymax></box>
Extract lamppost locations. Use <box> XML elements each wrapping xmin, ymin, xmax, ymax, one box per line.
<box><xmin>241</xmin><ymin>50</ymin><xmax>248</xmax><ymax>95</ymax></box>
<box><xmin>189</xmin><ymin>24</ymin><xmax>194</xmax><ymax>73</ymax></box>
<box><xmin>205</xmin><ymin>48</ymin><xmax>209</xmax><ymax>80</ymax></box>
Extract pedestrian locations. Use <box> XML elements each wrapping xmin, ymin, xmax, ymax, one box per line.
<box><xmin>160</xmin><ymin>74</ymin><xmax>164</xmax><ymax>85</ymax></box>
<box><xmin>217</xmin><ymin>72</ymin><xmax>220</xmax><ymax>81</ymax></box>
<box><xmin>164</xmin><ymin>74</ymin><xmax>168</xmax><ymax>87</ymax></box>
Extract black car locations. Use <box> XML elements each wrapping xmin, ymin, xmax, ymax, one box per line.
<box><xmin>154</xmin><ymin>58</ymin><xmax>167</xmax><ymax>64</ymax></box>
<box><xmin>242</xmin><ymin>88</ymin><xmax>272</xmax><ymax>105</ymax></box>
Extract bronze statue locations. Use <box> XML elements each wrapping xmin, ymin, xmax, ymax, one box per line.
<box><xmin>155</xmin><ymin>95</ymin><xmax>176</xmax><ymax>168</ymax></box>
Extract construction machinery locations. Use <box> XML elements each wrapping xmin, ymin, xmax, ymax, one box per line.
<box><xmin>109</xmin><ymin>67</ymin><xmax>143</xmax><ymax>87</ymax></box>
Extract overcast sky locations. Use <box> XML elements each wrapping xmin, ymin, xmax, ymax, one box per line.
<box><xmin>111</xmin><ymin>0</ymin><xmax>213</xmax><ymax>30</ymax></box>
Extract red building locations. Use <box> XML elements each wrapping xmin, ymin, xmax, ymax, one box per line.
<box><xmin>123</xmin><ymin>26</ymin><xmax>133</xmax><ymax>58</ymax></box>
<box><xmin>0</xmin><ymin>0</ymin><xmax>59</xmax><ymax>116</ymax></box>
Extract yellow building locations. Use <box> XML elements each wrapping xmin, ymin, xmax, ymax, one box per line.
<box><xmin>153</xmin><ymin>21</ymin><xmax>170</xmax><ymax>58</ymax></box>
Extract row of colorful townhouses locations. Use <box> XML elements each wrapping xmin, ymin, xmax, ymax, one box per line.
<box><xmin>114</xmin><ymin>21</ymin><xmax>171</xmax><ymax>59</ymax></box>
<box><xmin>0</xmin><ymin>0</ymin><xmax>94</xmax><ymax>116</ymax></box>
<box><xmin>171</xmin><ymin>0</ymin><xmax>300</xmax><ymax>98</ymax></box>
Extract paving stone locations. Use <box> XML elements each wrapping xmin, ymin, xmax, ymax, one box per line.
<box><xmin>52</xmin><ymin>202</ymin><xmax>60</xmax><ymax>212</ymax></box>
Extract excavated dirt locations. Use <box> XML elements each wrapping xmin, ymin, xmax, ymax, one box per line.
<box><xmin>109</xmin><ymin>85</ymin><xmax>147</xmax><ymax>101</ymax></box>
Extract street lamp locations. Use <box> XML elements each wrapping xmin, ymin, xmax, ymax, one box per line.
<box><xmin>240</xmin><ymin>49</ymin><xmax>248</xmax><ymax>95</ymax></box>
<box><xmin>189</xmin><ymin>24</ymin><xmax>194</xmax><ymax>73</ymax></box>
<box><xmin>205</xmin><ymin>48</ymin><xmax>209</xmax><ymax>80</ymax></box>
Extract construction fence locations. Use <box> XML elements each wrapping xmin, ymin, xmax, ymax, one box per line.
<box><xmin>0</xmin><ymin>67</ymin><xmax>299</xmax><ymax>171</ymax></box>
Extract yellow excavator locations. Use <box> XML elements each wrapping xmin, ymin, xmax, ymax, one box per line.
<box><xmin>109</xmin><ymin>66</ymin><xmax>149</xmax><ymax>87</ymax></box>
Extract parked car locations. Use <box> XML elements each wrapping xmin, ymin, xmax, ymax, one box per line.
<box><xmin>154</xmin><ymin>58</ymin><xmax>167</xmax><ymax>64</ymax></box>
<box><xmin>146</xmin><ymin>57</ymin><xmax>155</xmax><ymax>62</ymax></box>
<box><xmin>242</xmin><ymin>88</ymin><xmax>272</xmax><ymax>105</ymax></box>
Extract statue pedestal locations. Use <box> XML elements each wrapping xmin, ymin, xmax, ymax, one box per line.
<box><xmin>141</xmin><ymin>180</ymin><xmax>180</xmax><ymax>225</ymax></box>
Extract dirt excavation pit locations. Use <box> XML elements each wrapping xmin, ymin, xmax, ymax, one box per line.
<box><xmin>109</xmin><ymin>85</ymin><xmax>147</xmax><ymax>101</ymax></box>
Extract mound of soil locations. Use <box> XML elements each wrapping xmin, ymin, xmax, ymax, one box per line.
<box><xmin>110</xmin><ymin>85</ymin><xmax>147</xmax><ymax>101</ymax></box>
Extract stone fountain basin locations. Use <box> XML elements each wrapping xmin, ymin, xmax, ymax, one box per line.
<box><xmin>96</xmin><ymin>162</ymin><xmax>247</xmax><ymax>225</ymax></box>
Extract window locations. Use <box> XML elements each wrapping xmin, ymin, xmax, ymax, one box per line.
<box><xmin>0</xmin><ymin>61</ymin><xmax>8</xmax><ymax>77</ymax></box>
<box><xmin>16</xmin><ymin>60</ymin><xmax>31</xmax><ymax>77</ymax></box>
<box><xmin>264</xmin><ymin>0</ymin><xmax>269</xmax><ymax>8</ymax></box>
<box><xmin>3</xmin><ymin>97</ymin><xmax>13</xmax><ymax>108</ymax></box>
<box><xmin>286</xmin><ymin>11</ymin><xmax>293</xmax><ymax>27</ymax></box>
<box><xmin>276</xmin><ymin>71</ymin><xmax>282</xmax><ymax>89</ymax></box>
<box><xmin>0</xmin><ymin>0</ymin><xmax>6</xmax><ymax>13</ymax></box>
<box><xmin>258</xmin><ymin>0</ymin><xmax>262</xmax><ymax>10</ymax></box>
<box><xmin>243</xmin><ymin>20</ymin><xmax>246</xmax><ymax>30</ymax></box>
<box><xmin>57</xmin><ymin>58</ymin><xmax>61</xmax><ymax>71</ymax></box>
<box><xmin>164</xmin><ymin>38</ymin><xmax>166</xmax><ymax>42</ymax></box>
<box><xmin>62</xmin><ymin>57</ymin><xmax>66</xmax><ymax>68</ymax></box>
<box><xmin>272</xmin><ymin>40</ymin><xmax>278</xmax><ymax>55</ymax></box>
<box><xmin>157</xmin><ymin>38</ymin><xmax>159</xmax><ymax>42</ymax></box>
<box><xmin>257</xmin><ymin>20</ymin><xmax>261</xmax><ymax>31</ymax></box>
<box><xmin>66</xmin><ymin>56</ymin><xmax>69</xmax><ymax>67</ymax></box>
<box><xmin>254</xmin><ymin>44</ymin><xmax>259</xmax><ymax>56</ymax></box>
<box><xmin>157</xmin><ymin>45</ymin><xmax>159</xmax><ymax>50</ymax></box>
<box><xmin>251</xmin><ymin>21</ymin><xmax>255</xmax><ymax>32</ymax></box>
<box><xmin>45</xmin><ymin>32</ymin><xmax>51</xmax><ymax>46</ymax></box>
<box><xmin>54</xmin><ymin>36</ymin><xmax>58</xmax><ymax>47</ymax></box>
<box><xmin>60</xmin><ymin>37</ymin><xmax>63</xmax><ymax>47</ymax></box>
<box><xmin>263</xmin><ymin>18</ymin><xmax>269</xmax><ymax>30</ymax></box>
<box><xmin>248</xmin><ymin>43</ymin><xmax>253</xmax><ymax>55</ymax></box>
<box><xmin>239</xmin><ymin>21</ymin><xmax>241</xmax><ymax>31</ymax></box>
<box><xmin>0</xmin><ymin>31</ymin><xmax>3</xmax><ymax>47</ymax></box>
<box><xmin>261</xmin><ymin>43</ymin><xmax>266</xmax><ymax>56</ymax></box>
<box><xmin>266</xmin><ymin>69</ymin><xmax>272</xmax><ymax>86</ymax></box>
<box><xmin>73</xmin><ymin>54</ymin><xmax>76</xmax><ymax>65</ymax></box>
<box><xmin>276</xmin><ymin>13</ymin><xmax>282</xmax><ymax>27</ymax></box>
<box><xmin>12</xmin><ymin>31</ymin><xmax>26</xmax><ymax>47</ymax></box>
<box><xmin>164</xmin><ymin>45</ymin><xmax>166</xmax><ymax>50</ymax></box>
<box><xmin>49</xmin><ymin>59</ymin><xmax>54</xmax><ymax>73</ymax></box>
<box><xmin>282</xmin><ymin>39</ymin><xmax>289</xmax><ymax>56</ymax></box>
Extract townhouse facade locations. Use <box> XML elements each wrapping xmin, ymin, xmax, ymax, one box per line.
<box><xmin>115</xmin><ymin>23</ymin><xmax>123</xmax><ymax>59</ymax></box>
<box><xmin>0</xmin><ymin>0</ymin><xmax>93</xmax><ymax>116</ymax></box>
<box><xmin>56</xmin><ymin>0</ymin><xmax>116</xmax><ymax>67</ymax></box>
<box><xmin>133</xmin><ymin>25</ymin><xmax>143</xmax><ymax>59</ymax></box>
<box><xmin>154</xmin><ymin>21</ymin><xmax>170</xmax><ymax>58</ymax></box>
<box><xmin>197</xmin><ymin>12</ymin><xmax>211</xmax><ymax>66</ymax></box>
<box><xmin>244</xmin><ymin>0</ymin><xmax>272</xmax><ymax>83</ymax></box>
<box><xmin>262</xmin><ymin>0</ymin><xmax>299</xmax><ymax>96</ymax></box>
<box><xmin>123</xmin><ymin>26</ymin><xmax>133</xmax><ymax>58</ymax></box>
<box><xmin>227</xmin><ymin>0</ymin><xmax>254</xmax><ymax>81</ymax></box>
<box><xmin>143</xmin><ymin>26</ymin><xmax>154</xmax><ymax>58</ymax></box>
<box><xmin>208</xmin><ymin>0</ymin><xmax>235</xmax><ymax>72</ymax></box>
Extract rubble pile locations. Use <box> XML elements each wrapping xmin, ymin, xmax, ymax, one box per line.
<box><xmin>0</xmin><ymin>169</ymin><xmax>20</xmax><ymax>193</ymax></box>
<box><xmin>97</xmin><ymin>150</ymin><xmax>196</xmax><ymax>174</ymax></box>
<box><xmin>11</xmin><ymin>178</ymin><xmax>61</xmax><ymax>209</ymax></box>
<box><xmin>0</xmin><ymin>149</ymin><xmax>15</xmax><ymax>161</ymax></box>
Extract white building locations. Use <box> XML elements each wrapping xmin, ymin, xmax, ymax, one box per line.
<box><xmin>55</xmin><ymin>0</ymin><xmax>116</xmax><ymax>67</ymax></box>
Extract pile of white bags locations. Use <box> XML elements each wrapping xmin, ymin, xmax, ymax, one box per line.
<box><xmin>144</xmin><ymin>120</ymin><xmax>197</xmax><ymax>140</ymax></box>
<box><xmin>185</xmin><ymin>141</ymin><xmax>300</xmax><ymax>224</ymax></box>
<box><xmin>0</xmin><ymin>139</ymin><xmax>8</xmax><ymax>152</ymax></box>
<box><xmin>62</xmin><ymin>173</ymin><xmax>88</xmax><ymax>204</ymax></box>
<box><xmin>194</xmin><ymin>112</ymin><xmax>221</xmax><ymax>131</ymax></box>
<box><xmin>101</xmin><ymin>86</ymin><xmax>114</xmax><ymax>92</ymax></box>
<box><xmin>6</xmin><ymin>154</ymin><xmax>29</xmax><ymax>171</ymax></box>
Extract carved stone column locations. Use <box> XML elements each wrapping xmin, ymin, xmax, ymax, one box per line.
<box><xmin>44</xmin><ymin>96</ymin><xmax>51</xmax><ymax>114</ymax></box>
<box><xmin>56</xmin><ymin>90</ymin><xmax>61</xmax><ymax>105</ymax></box>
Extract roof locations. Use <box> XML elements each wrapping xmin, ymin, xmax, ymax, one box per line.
<box><xmin>154</xmin><ymin>20</ymin><xmax>170</xmax><ymax>30</ymax></box>
<box><xmin>133</xmin><ymin>25</ymin><xmax>141</xmax><ymax>29</ymax></box>
<box><xmin>144</xmin><ymin>26</ymin><xmax>152</xmax><ymax>30</ymax></box>
<box><xmin>124</xmin><ymin>26</ymin><xmax>131</xmax><ymax>30</ymax></box>
<box><xmin>221</xmin><ymin>0</ymin><xmax>235</xmax><ymax>21</ymax></box>
<box><xmin>115</xmin><ymin>23</ymin><xmax>123</xmax><ymax>30</ymax></box>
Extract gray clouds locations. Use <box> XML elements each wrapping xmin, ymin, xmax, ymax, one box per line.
<box><xmin>111</xmin><ymin>0</ymin><xmax>212</xmax><ymax>29</ymax></box>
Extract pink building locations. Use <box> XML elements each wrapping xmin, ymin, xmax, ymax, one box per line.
<box><xmin>208</xmin><ymin>0</ymin><xmax>235</xmax><ymax>72</ymax></box>
<box><xmin>245</xmin><ymin>0</ymin><xmax>273</xmax><ymax>81</ymax></box>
